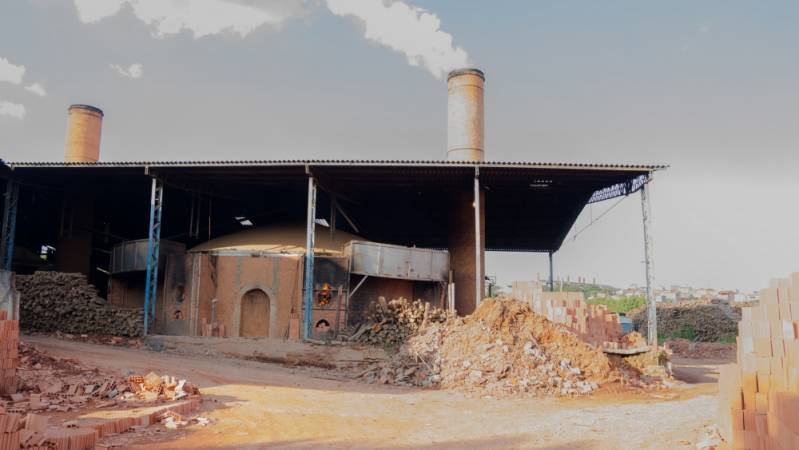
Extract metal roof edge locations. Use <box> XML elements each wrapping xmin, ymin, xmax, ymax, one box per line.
<box><xmin>5</xmin><ymin>159</ymin><xmax>668</xmax><ymax>171</ymax></box>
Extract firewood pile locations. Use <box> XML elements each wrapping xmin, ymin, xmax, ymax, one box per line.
<box><xmin>346</xmin><ymin>297</ymin><xmax>450</xmax><ymax>348</ymax></box>
<box><xmin>630</xmin><ymin>299</ymin><xmax>739</xmax><ymax>342</ymax></box>
<box><xmin>357</xmin><ymin>298</ymin><xmax>622</xmax><ymax>396</ymax></box>
<box><xmin>17</xmin><ymin>272</ymin><xmax>143</xmax><ymax>337</ymax></box>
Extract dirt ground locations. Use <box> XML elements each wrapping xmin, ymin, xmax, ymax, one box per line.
<box><xmin>23</xmin><ymin>336</ymin><xmax>730</xmax><ymax>450</ymax></box>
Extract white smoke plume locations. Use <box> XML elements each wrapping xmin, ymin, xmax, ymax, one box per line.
<box><xmin>73</xmin><ymin>0</ymin><xmax>472</xmax><ymax>79</ymax></box>
<box><xmin>325</xmin><ymin>0</ymin><xmax>471</xmax><ymax>79</ymax></box>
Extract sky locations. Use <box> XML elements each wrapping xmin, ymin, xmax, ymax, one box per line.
<box><xmin>1</xmin><ymin>0</ymin><xmax>798</xmax><ymax>292</ymax></box>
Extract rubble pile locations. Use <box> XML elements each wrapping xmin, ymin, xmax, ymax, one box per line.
<box><xmin>348</xmin><ymin>297</ymin><xmax>449</xmax><ymax>348</ymax></box>
<box><xmin>6</xmin><ymin>344</ymin><xmax>200</xmax><ymax>415</ymax></box>
<box><xmin>359</xmin><ymin>298</ymin><xmax>619</xmax><ymax>396</ymax></box>
<box><xmin>17</xmin><ymin>272</ymin><xmax>143</xmax><ymax>337</ymax></box>
<box><xmin>630</xmin><ymin>299</ymin><xmax>739</xmax><ymax>342</ymax></box>
<box><xmin>0</xmin><ymin>344</ymin><xmax>203</xmax><ymax>449</ymax></box>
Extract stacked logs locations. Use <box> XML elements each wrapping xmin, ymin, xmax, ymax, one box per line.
<box><xmin>630</xmin><ymin>299</ymin><xmax>739</xmax><ymax>342</ymax></box>
<box><xmin>17</xmin><ymin>272</ymin><xmax>143</xmax><ymax>337</ymax></box>
<box><xmin>348</xmin><ymin>297</ymin><xmax>449</xmax><ymax>349</ymax></box>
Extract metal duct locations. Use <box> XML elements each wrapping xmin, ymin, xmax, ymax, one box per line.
<box><xmin>447</xmin><ymin>68</ymin><xmax>484</xmax><ymax>161</ymax></box>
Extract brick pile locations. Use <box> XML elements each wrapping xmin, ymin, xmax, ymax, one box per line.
<box><xmin>718</xmin><ymin>273</ymin><xmax>799</xmax><ymax>449</ymax></box>
<box><xmin>0</xmin><ymin>311</ymin><xmax>18</xmax><ymax>396</ymax></box>
<box><xmin>532</xmin><ymin>292</ymin><xmax>625</xmax><ymax>348</ymax></box>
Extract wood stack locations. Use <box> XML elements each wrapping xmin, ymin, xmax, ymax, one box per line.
<box><xmin>348</xmin><ymin>297</ymin><xmax>449</xmax><ymax>348</ymax></box>
<box><xmin>0</xmin><ymin>310</ymin><xmax>18</xmax><ymax>396</ymax></box>
<box><xmin>718</xmin><ymin>273</ymin><xmax>799</xmax><ymax>449</ymax></box>
<box><xmin>631</xmin><ymin>299</ymin><xmax>738</xmax><ymax>342</ymax></box>
<box><xmin>17</xmin><ymin>272</ymin><xmax>143</xmax><ymax>337</ymax></box>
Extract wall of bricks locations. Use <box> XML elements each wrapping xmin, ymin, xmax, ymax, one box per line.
<box><xmin>0</xmin><ymin>310</ymin><xmax>18</xmax><ymax>396</ymax></box>
<box><xmin>512</xmin><ymin>282</ymin><xmax>625</xmax><ymax>347</ymax></box>
<box><xmin>718</xmin><ymin>273</ymin><xmax>799</xmax><ymax>449</ymax></box>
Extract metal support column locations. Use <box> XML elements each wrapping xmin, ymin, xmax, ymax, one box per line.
<box><xmin>548</xmin><ymin>251</ymin><xmax>554</xmax><ymax>292</ymax></box>
<box><xmin>303</xmin><ymin>176</ymin><xmax>317</xmax><ymax>340</ymax></box>
<box><xmin>143</xmin><ymin>178</ymin><xmax>164</xmax><ymax>336</ymax></box>
<box><xmin>474</xmin><ymin>167</ymin><xmax>482</xmax><ymax>305</ymax></box>
<box><xmin>1</xmin><ymin>180</ymin><xmax>19</xmax><ymax>271</ymax></box>
<box><xmin>641</xmin><ymin>180</ymin><xmax>657</xmax><ymax>346</ymax></box>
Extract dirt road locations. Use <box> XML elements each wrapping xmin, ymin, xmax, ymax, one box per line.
<box><xmin>25</xmin><ymin>336</ymin><xmax>724</xmax><ymax>449</ymax></box>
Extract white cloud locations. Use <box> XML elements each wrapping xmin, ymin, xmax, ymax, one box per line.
<box><xmin>73</xmin><ymin>0</ymin><xmax>305</xmax><ymax>38</ymax></box>
<box><xmin>110</xmin><ymin>63</ymin><xmax>144</xmax><ymax>79</ymax></box>
<box><xmin>325</xmin><ymin>0</ymin><xmax>472</xmax><ymax>79</ymax></box>
<box><xmin>0</xmin><ymin>57</ymin><xmax>26</xmax><ymax>85</ymax></box>
<box><xmin>24</xmin><ymin>83</ymin><xmax>47</xmax><ymax>97</ymax></box>
<box><xmin>0</xmin><ymin>101</ymin><xmax>26</xmax><ymax>119</ymax></box>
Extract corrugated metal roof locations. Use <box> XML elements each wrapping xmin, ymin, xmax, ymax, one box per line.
<box><xmin>4</xmin><ymin>159</ymin><xmax>666</xmax><ymax>171</ymax></box>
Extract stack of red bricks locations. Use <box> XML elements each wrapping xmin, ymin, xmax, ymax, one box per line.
<box><xmin>718</xmin><ymin>273</ymin><xmax>799</xmax><ymax>449</ymax></box>
<box><xmin>0</xmin><ymin>310</ymin><xmax>18</xmax><ymax>396</ymax></box>
<box><xmin>533</xmin><ymin>292</ymin><xmax>624</xmax><ymax>347</ymax></box>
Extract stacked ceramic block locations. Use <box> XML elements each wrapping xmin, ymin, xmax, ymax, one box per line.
<box><xmin>533</xmin><ymin>292</ymin><xmax>624</xmax><ymax>347</ymax></box>
<box><xmin>0</xmin><ymin>311</ymin><xmax>18</xmax><ymax>396</ymax></box>
<box><xmin>718</xmin><ymin>273</ymin><xmax>799</xmax><ymax>449</ymax></box>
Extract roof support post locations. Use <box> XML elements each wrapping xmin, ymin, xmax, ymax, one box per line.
<box><xmin>474</xmin><ymin>167</ymin><xmax>482</xmax><ymax>305</ymax></box>
<box><xmin>1</xmin><ymin>180</ymin><xmax>19</xmax><ymax>271</ymax></box>
<box><xmin>303</xmin><ymin>176</ymin><xmax>317</xmax><ymax>340</ymax></box>
<box><xmin>144</xmin><ymin>177</ymin><xmax>164</xmax><ymax>336</ymax></box>
<box><xmin>548</xmin><ymin>251</ymin><xmax>554</xmax><ymax>292</ymax></box>
<box><xmin>640</xmin><ymin>178</ymin><xmax>657</xmax><ymax>346</ymax></box>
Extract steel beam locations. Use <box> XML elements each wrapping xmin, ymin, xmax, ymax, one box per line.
<box><xmin>474</xmin><ymin>167</ymin><xmax>482</xmax><ymax>305</ymax></box>
<box><xmin>641</xmin><ymin>180</ymin><xmax>657</xmax><ymax>346</ymax></box>
<box><xmin>548</xmin><ymin>251</ymin><xmax>554</xmax><ymax>292</ymax></box>
<box><xmin>143</xmin><ymin>177</ymin><xmax>164</xmax><ymax>336</ymax></box>
<box><xmin>1</xmin><ymin>180</ymin><xmax>19</xmax><ymax>271</ymax></box>
<box><xmin>303</xmin><ymin>176</ymin><xmax>317</xmax><ymax>340</ymax></box>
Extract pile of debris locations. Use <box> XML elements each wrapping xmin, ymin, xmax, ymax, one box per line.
<box><xmin>18</xmin><ymin>272</ymin><xmax>143</xmax><ymax>337</ymax></box>
<box><xmin>630</xmin><ymin>299</ymin><xmax>739</xmax><ymax>342</ymax></box>
<box><xmin>358</xmin><ymin>298</ymin><xmax>619</xmax><ymax>396</ymax></box>
<box><xmin>5</xmin><ymin>343</ymin><xmax>200</xmax><ymax>415</ymax></box>
<box><xmin>347</xmin><ymin>297</ymin><xmax>449</xmax><ymax>349</ymax></box>
<box><xmin>35</xmin><ymin>331</ymin><xmax>144</xmax><ymax>349</ymax></box>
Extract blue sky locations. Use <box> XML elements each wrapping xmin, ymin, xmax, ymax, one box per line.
<box><xmin>1</xmin><ymin>1</ymin><xmax>798</xmax><ymax>291</ymax></box>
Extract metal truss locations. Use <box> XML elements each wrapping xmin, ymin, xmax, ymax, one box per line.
<box><xmin>144</xmin><ymin>178</ymin><xmax>164</xmax><ymax>335</ymax></box>
<box><xmin>587</xmin><ymin>173</ymin><xmax>650</xmax><ymax>204</ymax></box>
<box><xmin>1</xmin><ymin>180</ymin><xmax>19</xmax><ymax>271</ymax></box>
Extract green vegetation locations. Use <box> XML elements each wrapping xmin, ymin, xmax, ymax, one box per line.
<box><xmin>586</xmin><ymin>295</ymin><xmax>646</xmax><ymax>314</ymax></box>
<box><xmin>657</xmin><ymin>324</ymin><xmax>698</xmax><ymax>344</ymax></box>
<box><xmin>559</xmin><ymin>281</ymin><xmax>617</xmax><ymax>299</ymax></box>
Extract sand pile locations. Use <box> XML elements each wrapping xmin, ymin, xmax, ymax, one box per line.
<box><xmin>359</xmin><ymin>298</ymin><xmax>618</xmax><ymax>396</ymax></box>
